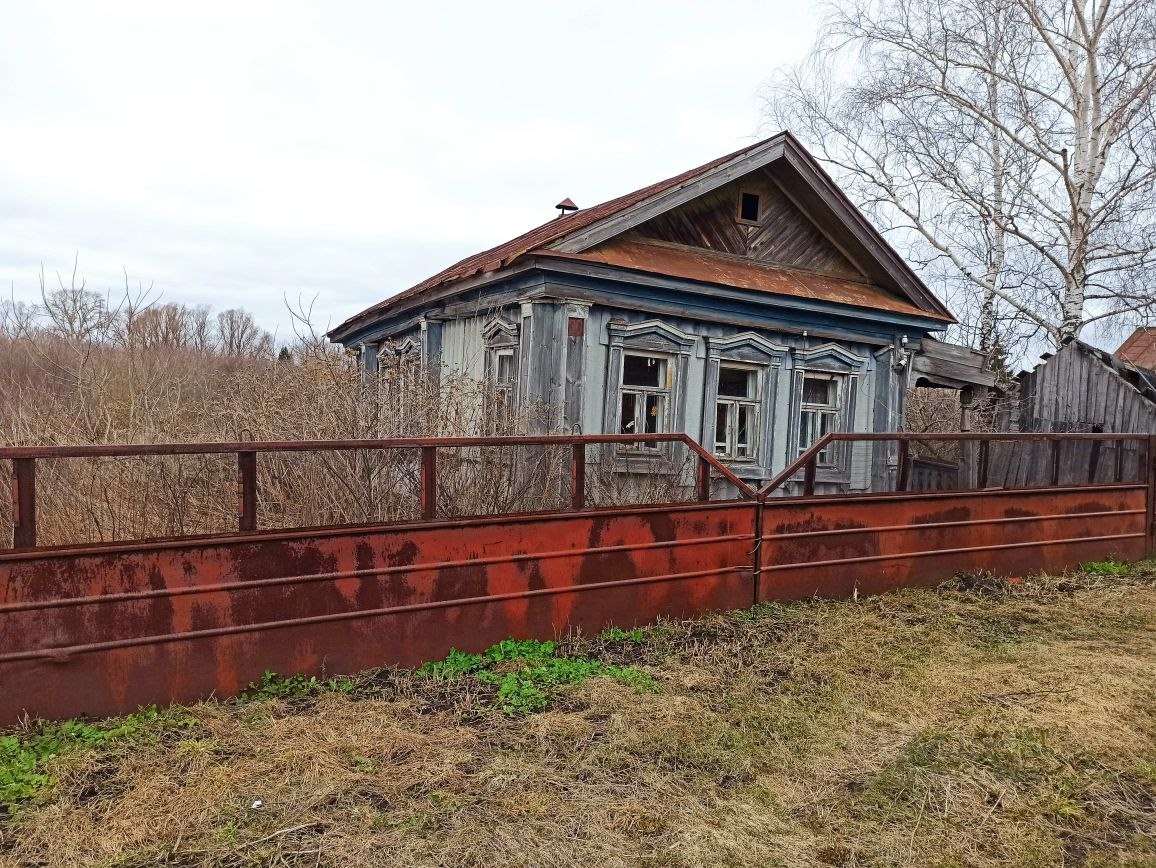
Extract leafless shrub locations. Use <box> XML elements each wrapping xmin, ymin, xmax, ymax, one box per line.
<box><xmin>1</xmin><ymin>281</ymin><xmax>710</xmax><ymax>548</ymax></box>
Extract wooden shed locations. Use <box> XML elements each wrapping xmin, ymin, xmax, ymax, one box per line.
<box><xmin>994</xmin><ymin>338</ymin><xmax>1156</xmax><ymax>486</ymax></box>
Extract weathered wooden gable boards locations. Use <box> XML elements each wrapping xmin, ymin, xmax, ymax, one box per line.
<box><xmin>993</xmin><ymin>342</ymin><xmax>1156</xmax><ymax>487</ymax></box>
<box><xmin>630</xmin><ymin>170</ymin><xmax>862</xmax><ymax>280</ymax></box>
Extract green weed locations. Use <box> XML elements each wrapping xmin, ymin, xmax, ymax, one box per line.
<box><xmin>0</xmin><ymin>706</ymin><xmax>197</xmax><ymax>810</ymax></box>
<box><xmin>421</xmin><ymin>638</ymin><xmax>659</xmax><ymax>715</ymax></box>
<box><xmin>1081</xmin><ymin>559</ymin><xmax>1132</xmax><ymax>576</ymax></box>
<box><xmin>241</xmin><ymin>670</ymin><xmax>355</xmax><ymax>701</ymax></box>
<box><xmin>599</xmin><ymin>626</ymin><xmax>647</xmax><ymax>644</ymax></box>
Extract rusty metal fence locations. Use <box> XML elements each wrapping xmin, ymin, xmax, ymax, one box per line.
<box><xmin>2</xmin><ymin>432</ymin><xmax>1153</xmax><ymax>722</ymax></box>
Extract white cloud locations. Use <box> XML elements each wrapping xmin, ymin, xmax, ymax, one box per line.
<box><xmin>0</xmin><ymin>0</ymin><xmax>818</xmax><ymax>335</ymax></box>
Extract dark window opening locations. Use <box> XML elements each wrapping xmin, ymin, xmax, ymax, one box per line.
<box><xmin>622</xmin><ymin>353</ymin><xmax>663</xmax><ymax>388</ymax></box>
<box><xmin>739</xmin><ymin>191</ymin><xmax>760</xmax><ymax>222</ymax></box>
<box><xmin>718</xmin><ymin>365</ymin><xmax>756</xmax><ymax>399</ymax></box>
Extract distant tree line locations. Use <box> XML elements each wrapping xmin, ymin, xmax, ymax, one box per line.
<box><xmin>0</xmin><ymin>266</ymin><xmax>274</xmax><ymax>358</ymax></box>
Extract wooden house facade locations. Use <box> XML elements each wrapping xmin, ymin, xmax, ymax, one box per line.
<box><xmin>328</xmin><ymin>133</ymin><xmax>986</xmax><ymax>493</ymax></box>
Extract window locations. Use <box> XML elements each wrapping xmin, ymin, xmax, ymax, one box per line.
<box><xmin>490</xmin><ymin>348</ymin><xmax>517</xmax><ymax>429</ymax></box>
<box><xmin>618</xmin><ymin>353</ymin><xmax>670</xmax><ymax>448</ymax></box>
<box><xmin>738</xmin><ymin>191</ymin><xmax>761</xmax><ymax>223</ymax></box>
<box><xmin>714</xmin><ymin>364</ymin><xmax>760</xmax><ymax>461</ymax></box>
<box><xmin>799</xmin><ymin>374</ymin><xmax>842</xmax><ymax>464</ymax></box>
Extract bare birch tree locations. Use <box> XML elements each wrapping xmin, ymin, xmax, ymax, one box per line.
<box><xmin>765</xmin><ymin>0</ymin><xmax>1156</xmax><ymax>353</ymax></box>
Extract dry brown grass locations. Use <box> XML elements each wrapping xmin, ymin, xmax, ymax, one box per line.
<box><xmin>2</xmin><ymin>564</ymin><xmax>1155</xmax><ymax>867</ymax></box>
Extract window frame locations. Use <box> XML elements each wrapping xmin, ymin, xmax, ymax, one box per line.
<box><xmin>736</xmin><ymin>190</ymin><xmax>762</xmax><ymax>225</ymax></box>
<box><xmin>482</xmin><ymin>315</ymin><xmax>521</xmax><ymax>434</ymax></box>
<box><xmin>617</xmin><ymin>351</ymin><xmax>672</xmax><ymax>451</ymax></box>
<box><xmin>788</xmin><ymin>342</ymin><xmax>868</xmax><ymax>482</ymax></box>
<box><xmin>798</xmin><ymin>371</ymin><xmax>843</xmax><ymax>466</ymax></box>
<box><xmin>713</xmin><ymin>362</ymin><xmax>762</xmax><ymax>462</ymax></box>
<box><xmin>603</xmin><ymin>319</ymin><xmax>696</xmax><ymax>462</ymax></box>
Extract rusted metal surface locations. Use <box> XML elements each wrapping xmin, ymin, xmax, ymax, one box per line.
<box><xmin>757</xmin><ymin>485</ymin><xmax>1148</xmax><ymax>603</ymax></box>
<box><xmin>545</xmin><ymin>238</ymin><xmax>941</xmax><ymax>320</ymax></box>
<box><xmin>0</xmin><ymin>502</ymin><xmax>755</xmax><ymax>722</ymax></box>
<box><xmin>1</xmin><ymin>431</ymin><xmax>1154</xmax><ymax>724</ymax></box>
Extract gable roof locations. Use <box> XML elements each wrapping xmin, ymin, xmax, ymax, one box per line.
<box><xmin>328</xmin><ymin>132</ymin><xmax>953</xmax><ymax>342</ymax></box>
<box><xmin>1115</xmin><ymin>327</ymin><xmax>1156</xmax><ymax>371</ymax></box>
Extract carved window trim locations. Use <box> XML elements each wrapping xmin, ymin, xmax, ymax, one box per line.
<box><xmin>788</xmin><ymin>343</ymin><xmax>867</xmax><ymax>477</ymax></box>
<box><xmin>702</xmin><ymin>333</ymin><xmax>787</xmax><ymax>477</ymax></box>
<box><xmin>482</xmin><ymin>315</ymin><xmax>521</xmax><ymax>431</ymax></box>
<box><xmin>603</xmin><ymin>319</ymin><xmax>696</xmax><ymax>457</ymax></box>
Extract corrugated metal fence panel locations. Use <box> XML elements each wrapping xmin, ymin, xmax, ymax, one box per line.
<box><xmin>758</xmin><ymin>484</ymin><xmax>1148</xmax><ymax>602</ymax></box>
<box><xmin>0</xmin><ymin>503</ymin><xmax>755</xmax><ymax>722</ymax></box>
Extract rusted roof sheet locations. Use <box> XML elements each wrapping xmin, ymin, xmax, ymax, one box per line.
<box><xmin>536</xmin><ymin>238</ymin><xmax>951</xmax><ymax>322</ymax></box>
<box><xmin>1115</xmin><ymin>327</ymin><xmax>1156</xmax><ymax>371</ymax></box>
<box><xmin>328</xmin><ymin>138</ymin><xmax>779</xmax><ymax>337</ymax></box>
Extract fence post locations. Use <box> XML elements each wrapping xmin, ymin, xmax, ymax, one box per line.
<box><xmin>977</xmin><ymin>440</ymin><xmax>990</xmax><ymax>489</ymax></box>
<box><xmin>11</xmin><ymin>458</ymin><xmax>36</xmax><ymax>550</ymax></box>
<box><xmin>696</xmin><ymin>455</ymin><xmax>711</xmax><ymax>502</ymax></box>
<box><xmin>896</xmin><ymin>440</ymin><xmax>910</xmax><ymax>492</ymax></box>
<box><xmin>571</xmin><ymin>443</ymin><xmax>586</xmax><ymax>510</ymax></box>
<box><xmin>803</xmin><ymin>455</ymin><xmax>817</xmax><ymax>496</ymax></box>
<box><xmin>238</xmin><ymin>451</ymin><xmax>258</xmax><ymax>532</ymax></box>
<box><xmin>421</xmin><ymin>446</ymin><xmax>437</xmax><ymax>520</ymax></box>
<box><xmin>1147</xmin><ymin>436</ymin><xmax>1156</xmax><ymax>555</ymax></box>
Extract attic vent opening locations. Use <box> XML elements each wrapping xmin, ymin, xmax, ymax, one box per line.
<box><xmin>738</xmin><ymin>191</ymin><xmax>761</xmax><ymax>223</ymax></box>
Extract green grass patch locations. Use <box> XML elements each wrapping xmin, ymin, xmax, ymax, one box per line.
<box><xmin>0</xmin><ymin>706</ymin><xmax>197</xmax><ymax>811</ymax></box>
<box><xmin>1081</xmin><ymin>559</ymin><xmax>1132</xmax><ymax>576</ymax></box>
<box><xmin>241</xmin><ymin>670</ymin><xmax>356</xmax><ymax>701</ymax></box>
<box><xmin>420</xmin><ymin>638</ymin><xmax>659</xmax><ymax>715</ymax></box>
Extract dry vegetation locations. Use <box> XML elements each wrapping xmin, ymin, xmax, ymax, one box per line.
<box><xmin>0</xmin><ymin>283</ymin><xmax>704</xmax><ymax>547</ymax></box>
<box><xmin>2</xmin><ymin>562</ymin><xmax>1154</xmax><ymax>867</ymax></box>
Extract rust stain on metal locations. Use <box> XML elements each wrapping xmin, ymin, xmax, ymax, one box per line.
<box><xmin>1</xmin><ymin>432</ymin><xmax>1153</xmax><ymax>724</ymax></box>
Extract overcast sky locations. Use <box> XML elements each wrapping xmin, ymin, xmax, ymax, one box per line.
<box><xmin>0</xmin><ymin>2</ymin><xmax>819</xmax><ymax>341</ymax></box>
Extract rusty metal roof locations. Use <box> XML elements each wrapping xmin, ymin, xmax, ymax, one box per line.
<box><xmin>327</xmin><ymin>138</ymin><xmax>780</xmax><ymax>338</ymax></box>
<box><xmin>536</xmin><ymin>238</ymin><xmax>950</xmax><ymax>322</ymax></box>
<box><xmin>1115</xmin><ymin>327</ymin><xmax>1156</xmax><ymax>371</ymax></box>
<box><xmin>327</xmin><ymin>132</ymin><xmax>954</xmax><ymax>341</ymax></box>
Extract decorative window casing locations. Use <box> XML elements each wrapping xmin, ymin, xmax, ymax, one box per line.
<box><xmin>483</xmin><ymin>316</ymin><xmax>520</xmax><ymax>431</ymax></box>
<box><xmin>789</xmin><ymin>343</ymin><xmax>867</xmax><ymax>474</ymax></box>
<box><xmin>376</xmin><ymin>336</ymin><xmax>422</xmax><ymax>434</ymax></box>
<box><xmin>618</xmin><ymin>353</ymin><xmax>671</xmax><ymax>449</ymax></box>
<box><xmin>603</xmin><ymin>320</ymin><xmax>696</xmax><ymax>454</ymax></box>
<box><xmin>714</xmin><ymin>364</ymin><xmax>760</xmax><ymax>460</ymax></box>
<box><xmin>799</xmin><ymin>373</ymin><xmax>842</xmax><ymax>464</ymax></box>
<box><xmin>703</xmin><ymin>333</ymin><xmax>787</xmax><ymax>473</ymax></box>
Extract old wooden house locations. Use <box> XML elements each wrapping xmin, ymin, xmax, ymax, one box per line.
<box><xmin>328</xmin><ymin>132</ymin><xmax>988</xmax><ymax>492</ymax></box>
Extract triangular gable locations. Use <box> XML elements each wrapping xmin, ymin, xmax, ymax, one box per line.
<box><xmin>626</xmin><ymin>172</ymin><xmax>863</xmax><ymax>280</ymax></box>
<box><xmin>546</xmin><ymin>133</ymin><xmax>950</xmax><ymax>320</ymax></box>
<box><xmin>328</xmin><ymin>132</ymin><xmax>952</xmax><ymax>342</ymax></box>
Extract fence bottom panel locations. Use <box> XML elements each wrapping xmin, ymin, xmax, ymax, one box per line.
<box><xmin>0</xmin><ymin>503</ymin><xmax>755</xmax><ymax>722</ymax></box>
<box><xmin>757</xmin><ymin>485</ymin><xmax>1147</xmax><ymax>603</ymax></box>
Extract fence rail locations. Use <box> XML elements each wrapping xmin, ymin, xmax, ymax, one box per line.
<box><xmin>2</xmin><ymin>430</ymin><xmax>1154</xmax><ymax>723</ymax></box>
<box><xmin>760</xmin><ymin>431</ymin><xmax>1154</xmax><ymax>498</ymax></box>
<box><xmin>3</xmin><ymin>434</ymin><xmax>755</xmax><ymax>551</ymax></box>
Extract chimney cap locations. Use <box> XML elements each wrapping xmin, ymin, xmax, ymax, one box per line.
<box><xmin>555</xmin><ymin>197</ymin><xmax>579</xmax><ymax>214</ymax></box>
